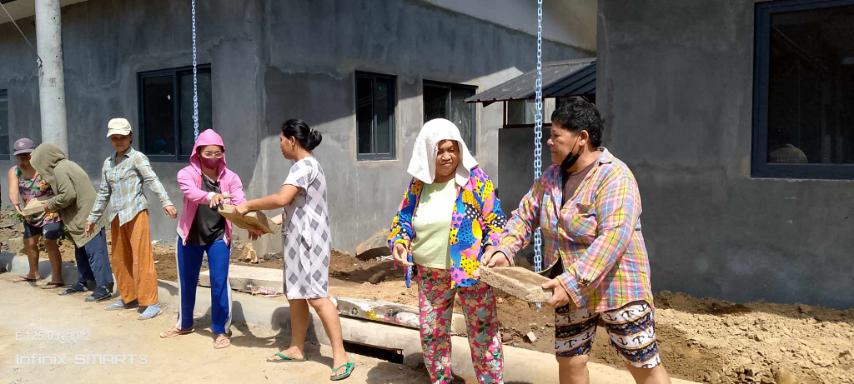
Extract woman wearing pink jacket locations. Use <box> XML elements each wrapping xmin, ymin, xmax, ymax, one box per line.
<box><xmin>160</xmin><ymin>129</ymin><xmax>248</xmax><ymax>349</ymax></box>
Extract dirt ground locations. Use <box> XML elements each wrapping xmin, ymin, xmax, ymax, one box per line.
<box><xmin>224</xmin><ymin>245</ymin><xmax>854</xmax><ymax>384</ymax></box>
<box><xmin>0</xmin><ymin>274</ymin><xmax>431</xmax><ymax>384</ymax></box>
<box><xmin>4</xmin><ymin>210</ymin><xmax>852</xmax><ymax>384</ymax></box>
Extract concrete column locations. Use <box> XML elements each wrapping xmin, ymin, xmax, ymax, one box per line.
<box><xmin>35</xmin><ymin>0</ymin><xmax>68</xmax><ymax>152</ymax></box>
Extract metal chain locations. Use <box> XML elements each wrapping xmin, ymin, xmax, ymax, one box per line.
<box><xmin>191</xmin><ymin>0</ymin><xmax>200</xmax><ymax>140</ymax></box>
<box><xmin>533</xmin><ymin>0</ymin><xmax>544</xmax><ymax>275</ymax></box>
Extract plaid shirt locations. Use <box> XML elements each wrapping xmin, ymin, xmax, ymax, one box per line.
<box><xmin>498</xmin><ymin>149</ymin><xmax>653</xmax><ymax>312</ymax></box>
<box><xmin>87</xmin><ymin>147</ymin><xmax>173</xmax><ymax>226</ymax></box>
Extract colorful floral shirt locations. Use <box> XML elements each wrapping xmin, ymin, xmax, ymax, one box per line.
<box><xmin>497</xmin><ymin>149</ymin><xmax>654</xmax><ymax>312</ymax></box>
<box><xmin>388</xmin><ymin>167</ymin><xmax>508</xmax><ymax>288</ymax></box>
<box><xmin>14</xmin><ymin>166</ymin><xmax>60</xmax><ymax>227</ymax></box>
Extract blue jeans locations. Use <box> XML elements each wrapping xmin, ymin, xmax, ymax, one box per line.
<box><xmin>176</xmin><ymin>237</ymin><xmax>231</xmax><ymax>334</ymax></box>
<box><xmin>74</xmin><ymin>229</ymin><xmax>114</xmax><ymax>289</ymax></box>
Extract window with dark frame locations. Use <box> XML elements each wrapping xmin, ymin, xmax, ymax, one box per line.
<box><xmin>423</xmin><ymin>81</ymin><xmax>477</xmax><ymax>153</ymax></box>
<box><xmin>753</xmin><ymin>0</ymin><xmax>854</xmax><ymax>179</ymax></box>
<box><xmin>0</xmin><ymin>89</ymin><xmax>9</xmax><ymax>157</ymax></box>
<box><xmin>356</xmin><ymin>72</ymin><xmax>396</xmax><ymax>160</ymax></box>
<box><xmin>138</xmin><ymin>65</ymin><xmax>212</xmax><ymax>161</ymax></box>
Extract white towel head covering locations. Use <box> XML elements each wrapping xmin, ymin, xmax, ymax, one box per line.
<box><xmin>407</xmin><ymin>118</ymin><xmax>478</xmax><ymax>186</ymax></box>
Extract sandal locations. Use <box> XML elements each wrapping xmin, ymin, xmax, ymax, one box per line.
<box><xmin>266</xmin><ymin>352</ymin><xmax>305</xmax><ymax>363</ymax></box>
<box><xmin>159</xmin><ymin>327</ymin><xmax>194</xmax><ymax>338</ymax></box>
<box><xmin>41</xmin><ymin>282</ymin><xmax>64</xmax><ymax>289</ymax></box>
<box><xmin>58</xmin><ymin>283</ymin><xmax>87</xmax><ymax>296</ymax></box>
<box><xmin>213</xmin><ymin>334</ymin><xmax>231</xmax><ymax>349</ymax></box>
<box><xmin>14</xmin><ymin>276</ymin><xmax>37</xmax><ymax>283</ymax></box>
<box><xmin>330</xmin><ymin>362</ymin><xmax>355</xmax><ymax>381</ymax></box>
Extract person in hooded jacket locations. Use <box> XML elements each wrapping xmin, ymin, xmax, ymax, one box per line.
<box><xmin>30</xmin><ymin>143</ymin><xmax>115</xmax><ymax>302</ymax></box>
<box><xmin>159</xmin><ymin>129</ymin><xmax>247</xmax><ymax>349</ymax></box>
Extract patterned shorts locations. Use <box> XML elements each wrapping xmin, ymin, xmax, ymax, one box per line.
<box><xmin>554</xmin><ymin>300</ymin><xmax>661</xmax><ymax>368</ymax></box>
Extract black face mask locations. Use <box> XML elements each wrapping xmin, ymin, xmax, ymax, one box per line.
<box><xmin>560</xmin><ymin>134</ymin><xmax>583</xmax><ymax>177</ymax></box>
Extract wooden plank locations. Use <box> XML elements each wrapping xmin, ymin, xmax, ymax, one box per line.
<box><xmin>217</xmin><ymin>204</ymin><xmax>272</xmax><ymax>234</ymax></box>
<box><xmin>478</xmin><ymin>266</ymin><xmax>553</xmax><ymax>303</ymax></box>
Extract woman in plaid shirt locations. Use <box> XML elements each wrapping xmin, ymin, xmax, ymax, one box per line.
<box><xmin>483</xmin><ymin>98</ymin><xmax>671</xmax><ymax>384</ymax></box>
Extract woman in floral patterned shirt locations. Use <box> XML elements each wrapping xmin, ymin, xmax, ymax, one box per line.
<box><xmin>7</xmin><ymin>138</ymin><xmax>64</xmax><ymax>288</ymax></box>
<box><xmin>388</xmin><ymin>118</ymin><xmax>507</xmax><ymax>384</ymax></box>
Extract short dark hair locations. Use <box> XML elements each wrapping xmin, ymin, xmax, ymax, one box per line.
<box><xmin>550</xmin><ymin>97</ymin><xmax>603</xmax><ymax>147</ymax></box>
<box><xmin>281</xmin><ymin>118</ymin><xmax>322</xmax><ymax>151</ymax></box>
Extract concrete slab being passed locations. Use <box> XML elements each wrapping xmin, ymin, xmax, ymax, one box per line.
<box><xmin>218</xmin><ymin>204</ymin><xmax>272</xmax><ymax>234</ymax></box>
<box><xmin>479</xmin><ymin>266</ymin><xmax>552</xmax><ymax>303</ymax></box>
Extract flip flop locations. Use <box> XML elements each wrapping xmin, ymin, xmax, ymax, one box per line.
<box><xmin>330</xmin><ymin>362</ymin><xmax>355</xmax><ymax>381</ymax></box>
<box><xmin>41</xmin><ymin>282</ymin><xmax>64</xmax><ymax>289</ymax></box>
<box><xmin>159</xmin><ymin>327</ymin><xmax>194</xmax><ymax>338</ymax></box>
<box><xmin>213</xmin><ymin>334</ymin><xmax>231</xmax><ymax>349</ymax></box>
<box><xmin>14</xmin><ymin>276</ymin><xmax>37</xmax><ymax>283</ymax></box>
<box><xmin>266</xmin><ymin>352</ymin><xmax>305</xmax><ymax>363</ymax></box>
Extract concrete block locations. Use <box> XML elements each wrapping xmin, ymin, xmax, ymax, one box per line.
<box><xmin>336</xmin><ymin>296</ymin><xmax>467</xmax><ymax>335</ymax></box>
<box><xmin>355</xmin><ymin>229</ymin><xmax>391</xmax><ymax>257</ymax></box>
<box><xmin>152</xmin><ymin>280</ymin><xmax>699</xmax><ymax>384</ymax></box>
<box><xmin>479</xmin><ymin>266</ymin><xmax>552</xmax><ymax>303</ymax></box>
<box><xmin>0</xmin><ymin>253</ymin><xmax>80</xmax><ymax>287</ymax></box>
<box><xmin>21</xmin><ymin>198</ymin><xmax>49</xmax><ymax>216</ymax></box>
<box><xmin>199</xmin><ymin>263</ymin><xmax>283</xmax><ymax>294</ymax></box>
<box><xmin>218</xmin><ymin>204</ymin><xmax>272</xmax><ymax>234</ymax></box>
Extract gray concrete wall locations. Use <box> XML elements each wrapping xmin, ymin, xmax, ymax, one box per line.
<box><xmin>0</xmin><ymin>0</ymin><xmax>266</xmax><ymax>243</ymax></box>
<box><xmin>498</xmin><ymin>126</ymin><xmax>549</xmax><ymax>216</ymax></box>
<box><xmin>0</xmin><ymin>0</ymin><xmax>588</xmax><ymax>254</ymax></box>
<box><xmin>598</xmin><ymin>0</ymin><xmax>854</xmax><ymax>308</ymax></box>
<box><xmin>256</xmin><ymin>0</ymin><xmax>588</xmax><ymax>252</ymax></box>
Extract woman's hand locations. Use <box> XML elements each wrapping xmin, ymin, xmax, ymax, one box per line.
<box><xmin>248</xmin><ymin>228</ymin><xmax>262</xmax><ymax>241</ymax></box>
<box><xmin>391</xmin><ymin>242</ymin><xmax>412</xmax><ymax>266</ymax></box>
<box><xmin>543</xmin><ymin>278</ymin><xmax>571</xmax><ymax>308</ymax></box>
<box><xmin>84</xmin><ymin>222</ymin><xmax>96</xmax><ymax>236</ymax></box>
<box><xmin>235</xmin><ymin>202</ymin><xmax>251</xmax><ymax>215</ymax></box>
<box><xmin>481</xmin><ymin>247</ymin><xmax>510</xmax><ymax>268</ymax></box>
<box><xmin>12</xmin><ymin>203</ymin><xmax>23</xmax><ymax>216</ymax></box>
<box><xmin>164</xmin><ymin>205</ymin><xmax>178</xmax><ymax>219</ymax></box>
<box><xmin>209</xmin><ymin>193</ymin><xmax>229</xmax><ymax>209</ymax></box>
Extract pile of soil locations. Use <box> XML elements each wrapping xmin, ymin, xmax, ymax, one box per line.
<box><xmin>317</xmin><ymin>251</ymin><xmax>854</xmax><ymax>384</ymax></box>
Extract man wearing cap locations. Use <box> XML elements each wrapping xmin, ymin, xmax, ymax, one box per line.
<box><xmin>29</xmin><ymin>143</ymin><xmax>115</xmax><ymax>302</ymax></box>
<box><xmin>85</xmin><ymin>117</ymin><xmax>177</xmax><ymax>320</ymax></box>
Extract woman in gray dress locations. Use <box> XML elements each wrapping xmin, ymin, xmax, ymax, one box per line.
<box><xmin>236</xmin><ymin>119</ymin><xmax>353</xmax><ymax>381</ymax></box>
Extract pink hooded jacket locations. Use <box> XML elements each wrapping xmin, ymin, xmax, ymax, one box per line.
<box><xmin>177</xmin><ymin>129</ymin><xmax>246</xmax><ymax>245</ymax></box>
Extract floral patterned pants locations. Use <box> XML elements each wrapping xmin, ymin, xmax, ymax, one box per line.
<box><xmin>416</xmin><ymin>265</ymin><xmax>504</xmax><ymax>384</ymax></box>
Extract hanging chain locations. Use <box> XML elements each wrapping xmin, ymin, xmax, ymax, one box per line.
<box><xmin>533</xmin><ymin>0</ymin><xmax>544</xmax><ymax>276</ymax></box>
<box><xmin>191</xmin><ymin>0</ymin><xmax>200</xmax><ymax>140</ymax></box>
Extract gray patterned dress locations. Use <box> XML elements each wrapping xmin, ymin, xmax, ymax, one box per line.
<box><xmin>281</xmin><ymin>157</ymin><xmax>331</xmax><ymax>299</ymax></box>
